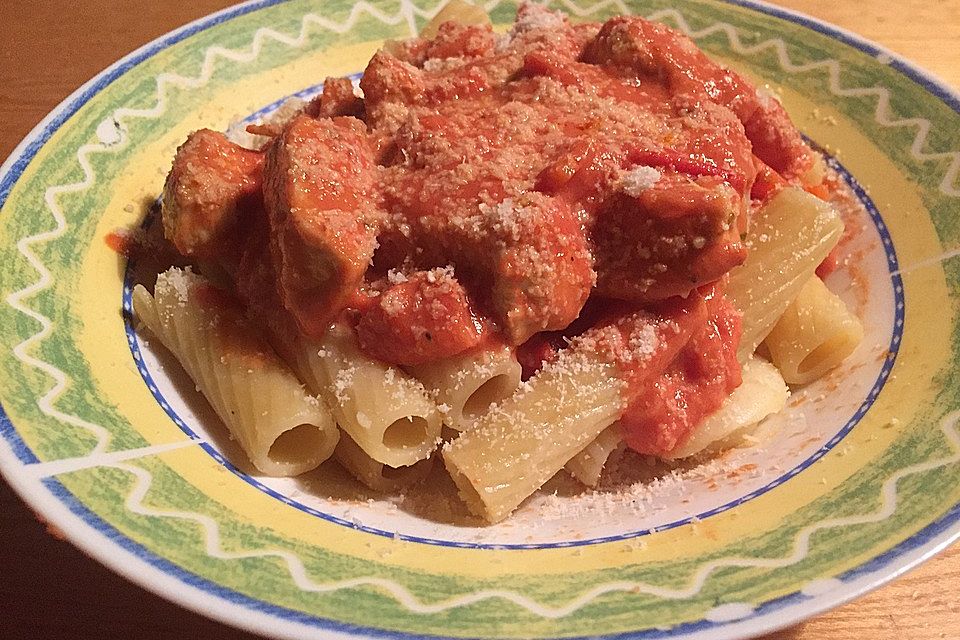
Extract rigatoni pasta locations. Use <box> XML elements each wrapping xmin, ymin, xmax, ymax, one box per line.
<box><xmin>419</xmin><ymin>0</ymin><xmax>491</xmax><ymax>38</ymax></box>
<box><xmin>727</xmin><ymin>187</ymin><xmax>844</xmax><ymax>358</ymax></box>
<box><xmin>443</xmin><ymin>350</ymin><xmax>625</xmax><ymax>522</ymax></box>
<box><xmin>565</xmin><ymin>424</ymin><xmax>625</xmax><ymax>488</ymax></box>
<box><xmin>290</xmin><ymin>324</ymin><xmax>442</xmax><ymax>468</ymax></box>
<box><xmin>665</xmin><ymin>357</ymin><xmax>789</xmax><ymax>459</ymax></box>
<box><xmin>334</xmin><ymin>431</ymin><xmax>434</xmax><ymax>492</ymax></box>
<box><xmin>763</xmin><ymin>276</ymin><xmax>864</xmax><ymax>384</ymax></box>
<box><xmin>133</xmin><ymin>268</ymin><xmax>338</xmax><ymax>476</ymax></box>
<box><xmin>408</xmin><ymin>344</ymin><xmax>522</xmax><ymax>432</ymax></box>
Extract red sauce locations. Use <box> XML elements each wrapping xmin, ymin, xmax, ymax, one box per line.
<box><xmin>104</xmin><ymin>230</ymin><xmax>133</xmax><ymax>257</ymax></box>
<box><xmin>620</xmin><ymin>288</ymin><xmax>743</xmax><ymax>456</ymax></box>
<box><xmin>605</xmin><ymin>294</ymin><xmax>710</xmax><ymax>392</ymax></box>
<box><xmin>105</xmin><ymin>219</ymin><xmax>187</xmax><ymax>268</ymax></box>
<box><xmin>192</xmin><ymin>281</ymin><xmax>275</xmax><ymax>368</ymax></box>
<box><xmin>815</xmin><ymin>245</ymin><xmax>841</xmax><ymax>279</ymax></box>
<box><xmin>356</xmin><ymin>270</ymin><xmax>488</xmax><ymax>365</ymax></box>
<box><xmin>750</xmin><ymin>158</ymin><xmax>787</xmax><ymax>202</ymax></box>
<box><xmin>516</xmin><ymin>334</ymin><xmax>562</xmax><ymax>380</ymax></box>
<box><xmin>162</xmin><ymin>129</ymin><xmax>263</xmax><ymax>260</ymax></box>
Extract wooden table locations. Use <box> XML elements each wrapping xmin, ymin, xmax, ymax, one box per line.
<box><xmin>0</xmin><ymin>1</ymin><xmax>957</xmax><ymax>638</ymax></box>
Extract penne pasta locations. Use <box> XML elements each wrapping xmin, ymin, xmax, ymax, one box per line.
<box><xmin>334</xmin><ymin>430</ymin><xmax>434</xmax><ymax>493</ymax></box>
<box><xmin>763</xmin><ymin>276</ymin><xmax>864</xmax><ymax>385</ymax></box>
<box><xmin>443</xmin><ymin>350</ymin><xmax>625</xmax><ymax>523</ymax></box>
<box><xmin>382</xmin><ymin>0</ymin><xmax>491</xmax><ymax>57</ymax></box>
<box><xmin>287</xmin><ymin>324</ymin><xmax>443</xmax><ymax>468</ymax></box>
<box><xmin>666</xmin><ymin>357</ymin><xmax>789</xmax><ymax>459</ymax></box>
<box><xmin>564</xmin><ymin>423</ymin><xmax>625</xmax><ymax>488</ymax></box>
<box><xmin>408</xmin><ymin>344</ymin><xmax>522</xmax><ymax>432</ymax></box>
<box><xmin>133</xmin><ymin>268</ymin><xmax>339</xmax><ymax>476</ymax></box>
<box><xmin>727</xmin><ymin>187</ymin><xmax>844</xmax><ymax>359</ymax></box>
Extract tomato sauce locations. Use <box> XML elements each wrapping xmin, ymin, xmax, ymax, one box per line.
<box><xmin>356</xmin><ymin>269</ymin><xmax>488</xmax><ymax>365</ymax></box>
<box><xmin>104</xmin><ymin>230</ymin><xmax>134</xmax><ymax>257</ymax></box>
<box><xmin>620</xmin><ymin>289</ymin><xmax>743</xmax><ymax>456</ymax></box>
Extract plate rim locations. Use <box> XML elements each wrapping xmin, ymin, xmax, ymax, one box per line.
<box><xmin>1</xmin><ymin>0</ymin><xmax>959</xmax><ymax>639</ymax></box>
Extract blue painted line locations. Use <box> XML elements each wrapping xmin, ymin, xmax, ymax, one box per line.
<box><xmin>0</xmin><ymin>401</ymin><xmax>40</xmax><ymax>464</ymax></box>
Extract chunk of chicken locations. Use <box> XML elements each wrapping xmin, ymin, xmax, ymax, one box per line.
<box><xmin>262</xmin><ymin>115</ymin><xmax>383</xmax><ymax>338</ymax></box>
<box><xmin>356</xmin><ymin>269</ymin><xmax>485</xmax><ymax>365</ymax></box>
<box><xmin>161</xmin><ymin>129</ymin><xmax>263</xmax><ymax>258</ymax></box>
<box><xmin>582</xmin><ymin>16</ymin><xmax>814</xmax><ymax>178</ymax></box>
<box><xmin>593</xmin><ymin>172</ymin><xmax>746</xmax><ymax>300</ymax></box>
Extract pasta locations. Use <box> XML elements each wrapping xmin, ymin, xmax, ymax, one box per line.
<box><xmin>132</xmin><ymin>2</ymin><xmax>867</xmax><ymax>523</ymax></box>
<box><xmin>763</xmin><ymin>276</ymin><xmax>864</xmax><ymax>385</ymax></box>
<box><xmin>727</xmin><ymin>187</ymin><xmax>844</xmax><ymax>358</ymax></box>
<box><xmin>408</xmin><ymin>344</ymin><xmax>522</xmax><ymax>432</ymax></box>
<box><xmin>420</xmin><ymin>0</ymin><xmax>491</xmax><ymax>38</ymax></box>
<box><xmin>289</xmin><ymin>324</ymin><xmax>442</xmax><ymax>468</ymax></box>
<box><xmin>443</xmin><ymin>349</ymin><xmax>625</xmax><ymax>522</ymax></box>
<box><xmin>334</xmin><ymin>430</ymin><xmax>434</xmax><ymax>492</ymax></box>
<box><xmin>133</xmin><ymin>268</ymin><xmax>339</xmax><ymax>476</ymax></box>
<box><xmin>665</xmin><ymin>357</ymin><xmax>789</xmax><ymax>459</ymax></box>
<box><xmin>565</xmin><ymin>357</ymin><xmax>789</xmax><ymax>480</ymax></box>
<box><xmin>565</xmin><ymin>424</ymin><xmax>625</xmax><ymax>488</ymax></box>
<box><xmin>443</xmin><ymin>308</ymin><xmax>699</xmax><ymax>522</ymax></box>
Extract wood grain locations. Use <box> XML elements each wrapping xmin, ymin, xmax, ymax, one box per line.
<box><xmin>0</xmin><ymin>1</ymin><xmax>957</xmax><ymax>639</ymax></box>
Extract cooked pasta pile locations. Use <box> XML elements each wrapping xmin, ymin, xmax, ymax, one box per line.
<box><xmin>133</xmin><ymin>1</ymin><xmax>863</xmax><ymax>523</ymax></box>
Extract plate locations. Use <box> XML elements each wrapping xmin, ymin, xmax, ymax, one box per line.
<box><xmin>1</xmin><ymin>1</ymin><xmax>959</xmax><ymax>638</ymax></box>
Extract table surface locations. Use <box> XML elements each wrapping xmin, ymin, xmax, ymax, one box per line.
<box><xmin>1</xmin><ymin>1</ymin><xmax>958</xmax><ymax>638</ymax></box>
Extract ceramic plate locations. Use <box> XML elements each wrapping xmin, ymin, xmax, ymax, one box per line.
<box><xmin>2</xmin><ymin>1</ymin><xmax>959</xmax><ymax>638</ymax></box>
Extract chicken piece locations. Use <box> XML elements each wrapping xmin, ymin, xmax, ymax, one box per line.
<box><xmin>582</xmin><ymin>16</ymin><xmax>814</xmax><ymax>178</ymax></box>
<box><xmin>305</xmin><ymin>76</ymin><xmax>364</xmax><ymax>120</ymax></box>
<box><xmin>486</xmin><ymin>192</ymin><xmax>595</xmax><ymax>343</ymax></box>
<box><xmin>508</xmin><ymin>2</ymin><xmax>587</xmax><ymax>61</ymax></box>
<box><xmin>262</xmin><ymin>115</ymin><xmax>383</xmax><ymax>338</ymax></box>
<box><xmin>161</xmin><ymin>129</ymin><xmax>263</xmax><ymax>258</ymax></box>
<box><xmin>356</xmin><ymin>268</ymin><xmax>485</xmax><ymax>365</ymax></box>
<box><xmin>593</xmin><ymin>171</ymin><xmax>746</xmax><ymax>300</ymax></box>
<box><xmin>537</xmin><ymin>139</ymin><xmax>746</xmax><ymax>301</ymax></box>
<box><xmin>422</xmin><ymin>21</ymin><xmax>495</xmax><ymax>61</ymax></box>
<box><xmin>380</xmin><ymin>168</ymin><xmax>595</xmax><ymax>345</ymax></box>
<box><xmin>360</xmin><ymin>51</ymin><xmax>426</xmax><ymax>135</ymax></box>
<box><xmin>373</xmin><ymin>89</ymin><xmax>596</xmax><ymax>344</ymax></box>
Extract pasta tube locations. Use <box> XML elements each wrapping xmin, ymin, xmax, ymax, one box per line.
<box><xmin>443</xmin><ymin>350</ymin><xmax>625</xmax><ymax>523</ymax></box>
<box><xmin>420</xmin><ymin>0</ymin><xmax>491</xmax><ymax>38</ymax></box>
<box><xmin>727</xmin><ymin>187</ymin><xmax>843</xmax><ymax>359</ymax></box>
<box><xmin>133</xmin><ymin>268</ymin><xmax>338</xmax><ymax>476</ymax></box>
<box><xmin>408</xmin><ymin>344</ymin><xmax>522</xmax><ymax>431</ymax></box>
<box><xmin>564</xmin><ymin>423</ymin><xmax>625</xmax><ymax>488</ymax></box>
<box><xmin>334</xmin><ymin>431</ymin><xmax>434</xmax><ymax>492</ymax></box>
<box><xmin>565</xmin><ymin>359</ymin><xmax>789</xmax><ymax>470</ymax></box>
<box><xmin>763</xmin><ymin>276</ymin><xmax>864</xmax><ymax>385</ymax></box>
<box><xmin>666</xmin><ymin>357</ymin><xmax>789</xmax><ymax>459</ymax></box>
<box><xmin>287</xmin><ymin>324</ymin><xmax>443</xmax><ymax>468</ymax></box>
